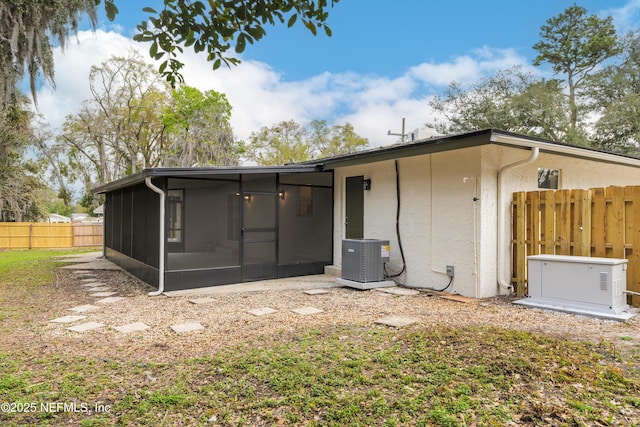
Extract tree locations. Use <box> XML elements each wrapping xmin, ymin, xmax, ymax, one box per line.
<box><xmin>427</xmin><ymin>66</ymin><xmax>572</xmax><ymax>141</ymax></box>
<box><xmin>57</xmin><ymin>52</ymin><xmax>172</xmax><ymax>193</ymax></box>
<box><xmin>0</xmin><ymin>0</ymin><xmax>338</xmax><ymax>106</ymax></box>
<box><xmin>532</xmin><ymin>4</ymin><xmax>619</xmax><ymax>142</ymax></box>
<box><xmin>587</xmin><ymin>31</ymin><xmax>640</xmax><ymax>155</ymax></box>
<box><xmin>0</xmin><ymin>97</ymin><xmax>51</xmax><ymax>221</ymax></box>
<box><xmin>246</xmin><ymin>119</ymin><xmax>367</xmax><ymax>165</ymax></box>
<box><xmin>162</xmin><ymin>86</ymin><xmax>241</xmax><ymax>167</ymax></box>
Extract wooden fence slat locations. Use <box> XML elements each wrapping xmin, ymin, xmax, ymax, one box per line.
<box><xmin>514</xmin><ymin>192</ymin><xmax>527</xmax><ymax>297</ymax></box>
<box><xmin>528</xmin><ymin>191</ymin><xmax>540</xmax><ymax>256</ymax></box>
<box><xmin>607</xmin><ymin>186</ymin><xmax>625</xmax><ymax>259</ymax></box>
<box><xmin>557</xmin><ymin>190</ymin><xmax>571</xmax><ymax>255</ymax></box>
<box><xmin>541</xmin><ymin>191</ymin><xmax>555</xmax><ymax>254</ymax></box>
<box><xmin>581</xmin><ymin>189</ymin><xmax>592</xmax><ymax>256</ymax></box>
<box><xmin>592</xmin><ymin>188</ymin><xmax>607</xmax><ymax>257</ymax></box>
<box><xmin>630</xmin><ymin>187</ymin><xmax>640</xmax><ymax>306</ymax></box>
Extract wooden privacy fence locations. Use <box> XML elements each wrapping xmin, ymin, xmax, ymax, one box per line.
<box><xmin>0</xmin><ymin>223</ymin><xmax>103</xmax><ymax>249</ymax></box>
<box><xmin>512</xmin><ymin>186</ymin><xmax>640</xmax><ymax>306</ymax></box>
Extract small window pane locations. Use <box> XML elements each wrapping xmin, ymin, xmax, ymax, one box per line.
<box><xmin>538</xmin><ymin>168</ymin><xmax>560</xmax><ymax>189</ymax></box>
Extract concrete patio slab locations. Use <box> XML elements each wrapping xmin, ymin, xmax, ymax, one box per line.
<box><xmin>49</xmin><ymin>315</ymin><xmax>87</xmax><ymax>323</ymax></box>
<box><xmin>375</xmin><ymin>315</ymin><xmax>419</xmax><ymax>328</ymax></box>
<box><xmin>303</xmin><ymin>289</ymin><xmax>330</xmax><ymax>295</ymax></box>
<box><xmin>95</xmin><ymin>296</ymin><xmax>125</xmax><ymax>305</ymax></box>
<box><xmin>91</xmin><ymin>291</ymin><xmax>118</xmax><ymax>297</ymax></box>
<box><xmin>163</xmin><ymin>274</ymin><xmax>339</xmax><ymax>297</ymax></box>
<box><xmin>376</xmin><ymin>287</ymin><xmax>420</xmax><ymax>296</ymax></box>
<box><xmin>248</xmin><ymin>307</ymin><xmax>278</xmax><ymax>316</ymax></box>
<box><xmin>171</xmin><ymin>322</ymin><xmax>204</xmax><ymax>333</ymax></box>
<box><xmin>68</xmin><ymin>304</ymin><xmax>100</xmax><ymax>313</ymax></box>
<box><xmin>291</xmin><ymin>306</ymin><xmax>324</xmax><ymax>316</ymax></box>
<box><xmin>66</xmin><ymin>322</ymin><xmax>105</xmax><ymax>333</ymax></box>
<box><xmin>113</xmin><ymin>322</ymin><xmax>149</xmax><ymax>333</ymax></box>
<box><xmin>188</xmin><ymin>297</ymin><xmax>217</xmax><ymax>304</ymax></box>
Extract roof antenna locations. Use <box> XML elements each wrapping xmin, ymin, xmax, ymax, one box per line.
<box><xmin>387</xmin><ymin>117</ymin><xmax>408</xmax><ymax>142</ymax></box>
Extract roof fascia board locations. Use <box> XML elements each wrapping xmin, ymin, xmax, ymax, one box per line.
<box><xmin>92</xmin><ymin>164</ymin><xmax>324</xmax><ymax>194</ymax></box>
<box><xmin>320</xmin><ymin>132</ymin><xmax>491</xmax><ymax>170</ymax></box>
<box><xmin>490</xmin><ymin>132</ymin><xmax>640</xmax><ymax>168</ymax></box>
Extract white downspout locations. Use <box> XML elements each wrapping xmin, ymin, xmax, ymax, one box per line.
<box><xmin>145</xmin><ymin>177</ymin><xmax>165</xmax><ymax>296</ymax></box>
<box><xmin>497</xmin><ymin>147</ymin><xmax>539</xmax><ymax>291</ymax></box>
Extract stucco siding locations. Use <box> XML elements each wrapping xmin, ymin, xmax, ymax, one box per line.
<box><xmin>334</xmin><ymin>143</ymin><xmax>640</xmax><ymax>299</ymax></box>
<box><xmin>483</xmin><ymin>144</ymin><xmax>640</xmax><ymax>298</ymax></box>
<box><xmin>333</xmin><ymin>147</ymin><xmax>482</xmax><ymax>297</ymax></box>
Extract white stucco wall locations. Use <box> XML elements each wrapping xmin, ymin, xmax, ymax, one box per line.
<box><xmin>484</xmin><ymin>144</ymin><xmax>640</xmax><ymax>298</ymax></box>
<box><xmin>333</xmin><ymin>143</ymin><xmax>640</xmax><ymax>299</ymax></box>
<box><xmin>333</xmin><ymin>147</ymin><xmax>483</xmax><ymax>297</ymax></box>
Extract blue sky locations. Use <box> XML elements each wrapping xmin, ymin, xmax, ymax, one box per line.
<box><xmin>36</xmin><ymin>0</ymin><xmax>640</xmax><ymax>148</ymax></box>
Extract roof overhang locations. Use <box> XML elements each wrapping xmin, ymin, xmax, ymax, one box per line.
<box><xmin>318</xmin><ymin>128</ymin><xmax>640</xmax><ymax>170</ymax></box>
<box><xmin>92</xmin><ymin>164</ymin><xmax>324</xmax><ymax>194</ymax></box>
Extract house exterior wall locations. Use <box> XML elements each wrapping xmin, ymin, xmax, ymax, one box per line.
<box><xmin>333</xmin><ymin>147</ymin><xmax>482</xmax><ymax>297</ymax></box>
<box><xmin>483</xmin><ymin>144</ymin><xmax>640</xmax><ymax>298</ymax></box>
<box><xmin>333</xmin><ymin>144</ymin><xmax>640</xmax><ymax>299</ymax></box>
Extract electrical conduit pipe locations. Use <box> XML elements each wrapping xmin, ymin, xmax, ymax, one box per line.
<box><xmin>496</xmin><ymin>146</ymin><xmax>539</xmax><ymax>291</ymax></box>
<box><xmin>145</xmin><ymin>177</ymin><xmax>165</xmax><ymax>296</ymax></box>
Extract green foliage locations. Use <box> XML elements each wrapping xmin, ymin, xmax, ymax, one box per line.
<box><xmin>0</xmin><ymin>0</ymin><xmax>101</xmax><ymax>106</ymax></box>
<box><xmin>133</xmin><ymin>0</ymin><xmax>339</xmax><ymax>86</ymax></box>
<box><xmin>161</xmin><ymin>86</ymin><xmax>242</xmax><ymax>167</ymax></box>
<box><xmin>587</xmin><ymin>31</ymin><xmax>640</xmax><ymax>156</ymax></box>
<box><xmin>428</xmin><ymin>66</ymin><xmax>576</xmax><ymax>142</ymax></box>
<box><xmin>246</xmin><ymin>119</ymin><xmax>367</xmax><ymax>165</ymax></box>
<box><xmin>532</xmin><ymin>4</ymin><xmax>620</xmax><ymax>140</ymax></box>
<box><xmin>0</xmin><ymin>98</ymin><xmax>53</xmax><ymax>222</ymax></box>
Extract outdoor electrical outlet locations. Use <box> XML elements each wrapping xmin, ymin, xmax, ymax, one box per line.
<box><xmin>446</xmin><ymin>265</ymin><xmax>455</xmax><ymax>277</ymax></box>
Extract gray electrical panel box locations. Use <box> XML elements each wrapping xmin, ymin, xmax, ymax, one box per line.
<box><xmin>341</xmin><ymin>239</ymin><xmax>390</xmax><ymax>283</ymax></box>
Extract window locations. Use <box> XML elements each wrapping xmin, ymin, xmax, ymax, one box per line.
<box><xmin>168</xmin><ymin>189</ymin><xmax>184</xmax><ymax>242</ymax></box>
<box><xmin>538</xmin><ymin>168</ymin><xmax>560</xmax><ymax>190</ymax></box>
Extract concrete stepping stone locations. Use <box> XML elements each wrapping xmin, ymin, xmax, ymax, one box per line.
<box><xmin>95</xmin><ymin>296</ymin><xmax>125</xmax><ymax>305</ymax></box>
<box><xmin>82</xmin><ymin>282</ymin><xmax>107</xmax><ymax>287</ymax></box>
<box><xmin>113</xmin><ymin>322</ymin><xmax>149</xmax><ymax>333</ymax></box>
<box><xmin>291</xmin><ymin>306</ymin><xmax>324</xmax><ymax>316</ymax></box>
<box><xmin>248</xmin><ymin>307</ymin><xmax>278</xmax><ymax>316</ymax></box>
<box><xmin>66</xmin><ymin>322</ymin><xmax>105</xmax><ymax>333</ymax></box>
<box><xmin>81</xmin><ymin>278</ymin><xmax>98</xmax><ymax>283</ymax></box>
<box><xmin>375</xmin><ymin>315</ymin><xmax>418</xmax><ymax>328</ymax></box>
<box><xmin>189</xmin><ymin>297</ymin><xmax>216</xmax><ymax>304</ymax></box>
<box><xmin>376</xmin><ymin>287</ymin><xmax>420</xmax><ymax>296</ymax></box>
<box><xmin>49</xmin><ymin>315</ymin><xmax>87</xmax><ymax>323</ymax></box>
<box><xmin>91</xmin><ymin>291</ymin><xmax>118</xmax><ymax>297</ymax></box>
<box><xmin>68</xmin><ymin>304</ymin><xmax>100</xmax><ymax>313</ymax></box>
<box><xmin>303</xmin><ymin>289</ymin><xmax>330</xmax><ymax>295</ymax></box>
<box><xmin>87</xmin><ymin>286</ymin><xmax>111</xmax><ymax>292</ymax></box>
<box><xmin>171</xmin><ymin>322</ymin><xmax>204</xmax><ymax>333</ymax></box>
<box><xmin>73</xmin><ymin>270</ymin><xmax>91</xmax><ymax>275</ymax></box>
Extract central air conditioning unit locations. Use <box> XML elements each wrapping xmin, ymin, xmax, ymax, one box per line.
<box><xmin>339</xmin><ymin>239</ymin><xmax>392</xmax><ymax>290</ymax></box>
<box><xmin>514</xmin><ymin>254</ymin><xmax>634</xmax><ymax>321</ymax></box>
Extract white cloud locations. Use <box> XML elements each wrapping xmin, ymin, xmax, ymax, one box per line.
<box><xmin>34</xmin><ymin>30</ymin><xmax>528</xmax><ymax>152</ymax></box>
<box><xmin>601</xmin><ymin>0</ymin><xmax>640</xmax><ymax>34</ymax></box>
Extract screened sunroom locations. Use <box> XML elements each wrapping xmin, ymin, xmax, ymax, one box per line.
<box><xmin>94</xmin><ymin>166</ymin><xmax>333</xmax><ymax>292</ymax></box>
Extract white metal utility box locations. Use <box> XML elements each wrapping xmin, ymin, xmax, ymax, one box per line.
<box><xmin>514</xmin><ymin>254</ymin><xmax>634</xmax><ymax>321</ymax></box>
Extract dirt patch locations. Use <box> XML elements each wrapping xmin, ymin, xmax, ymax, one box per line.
<box><xmin>7</xmin><ymin>268</ymin><xmax>640</xmax><ymax>363</ymax></box>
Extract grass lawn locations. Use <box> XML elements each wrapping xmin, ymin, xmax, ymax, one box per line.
<box><xmin>0</xmin><ymin>249</ymin><xmax>639</xmax><ymax>426</ymax></box>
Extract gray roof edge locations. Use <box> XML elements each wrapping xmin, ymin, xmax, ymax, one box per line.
<box><xmin>92</xmin><ymin>163</ymin><xmax>324</xmax><ymax>194</ymax></box>
<box><xmin>316</xmin><ymin>128</ymin><xmax>640</xmax><ymax>169</ymax></box>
